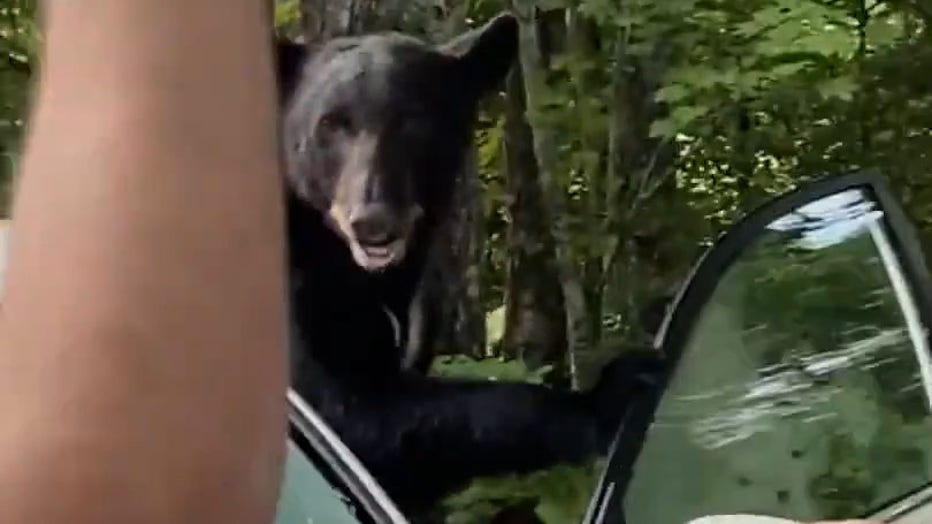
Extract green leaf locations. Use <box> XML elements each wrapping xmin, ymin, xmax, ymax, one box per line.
<box><xmin>578</xmin><ymin>0</ymin><xmax>621</xmax><ymax>20</ymax></box>
<box><xmin>430</xmin><ymin>355</ymin><xmax>553</xmax><ymax>384</ymax></box>
<box><xmin>649</xmin><ymin>117</ymin><xmax>678</xmax><ymax>139</ymax></box>
<box><xmin>273</xmin><ymin>0</ymin><xmax>301</xmax><ymax>31</ymax></box>
<box><xmin>655</xmin><ymin>83</ymin><xmax>691</xmax><ymax>103</ymax></box>
<box><xmin>671</xmin><ymin>104</ymin><xmax>710</xmax><ymax>128</ymax></box>
<box><xmin>627</xmin><ymin>41</ymin><xmax>656</xmax><ymax>57</ymax></box>
<box><xmin>668</xmin><ymin>65</ymin><xmax>721</xmax><ymax>89</ymax></box>
<box><xmin>817</xmin><ymin>76</ymin><xmax>857</xmax><ymax>102</ymax></box>
<box><xmin>865</xmin><ymin>13</ymin><xmax>904</xmax><ymax>48</ymax></box>
<box><xmin>537</xmin><ymin>0</ymin><xmax>571</xmax><ymax>10</ymax></box>
<box><xmin>767</xmin><ymin>61</ymin><xmax>808</xmax><ymax>79</ymax></box>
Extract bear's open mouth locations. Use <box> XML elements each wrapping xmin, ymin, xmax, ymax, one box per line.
<box><xmin>351</xmin><ymin>237</ymin><xmax>407</xmax><ymax>271</ymax></box>
<box><xmin>358</xmin><ymin>232</ymin><xmax>399</xmax><ymax>250</ymax></box>
<box><xmin>326</xmin><ymin>203</ymin><xmax>422</xmax><ymax>272</ymax></box>
<box><xmin>360</xmin><ymin>241</ymin><xmax>393</xmax><ymax>256</ymax></box>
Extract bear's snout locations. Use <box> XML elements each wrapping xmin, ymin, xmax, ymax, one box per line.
<box><xmin>327</xmin><ymin>200</ymin><xmax>424</xmax><ymax>273</ymax></box>
<box><xmin>350</xmin><ymin>203</ymin><xmax>399</xmax><ymax>247</ymax></box>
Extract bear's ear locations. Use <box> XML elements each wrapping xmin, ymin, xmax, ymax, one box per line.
<box><xmin>438</xmin><ymin>13</ymin><xmax>519</xmax><ymax>99</ymax></box>
<box><xmin>275</xmin><ymin>39</ymin><xmax>309</xmax><ymax>103</ymax></box>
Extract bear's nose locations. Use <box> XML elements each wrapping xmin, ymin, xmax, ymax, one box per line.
<box><xmin>350</xmin><ymin>204</ymin><xmax>398</xmax><ymax>246</ymax></box>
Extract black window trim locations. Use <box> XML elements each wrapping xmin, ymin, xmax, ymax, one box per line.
<box><xmin>286</xmin><ymin>389</ymin><xmax>409</xmax><ymax>524</ymax></box>
<box><xmin>870</xmin><ymin>483</ymin><xmax>932</xmax><ymax>521</ymax></box>
<box><xmin>584</xmin><ymin>168</ymin><xmax>932</xmax><ymax>524</ymax></box>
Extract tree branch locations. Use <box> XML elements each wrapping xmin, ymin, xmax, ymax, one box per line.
<box><xmin>633</xmin><ymin>140</ymin><xmax>671</xmax><ymax>206</ymax></box>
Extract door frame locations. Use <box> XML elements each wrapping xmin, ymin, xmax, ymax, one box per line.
<box><xmin>584</xmin><ymin>169</ymin><xmax>932</xmax><ymax>524</ymax></box>
<box><xmin>286</xmin><ymin>389</ymin><xmax>409</xmax><ymax>524</ymax></box>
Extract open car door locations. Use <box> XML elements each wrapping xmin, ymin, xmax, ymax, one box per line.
<box><xmin>584</xmin><ymin>170</ymin><xmax>932</xmax><ymax>524</ymax></box>
<box><xmin>276</xmin><ymin>390</ymin><xmax>408</xmax><ymax>524</ymax></box>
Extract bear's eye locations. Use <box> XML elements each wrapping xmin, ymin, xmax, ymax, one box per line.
<box><xmin>318</xmin><ymin>111</ymin><xmax>353</xmax><ymax>136</ymax></box>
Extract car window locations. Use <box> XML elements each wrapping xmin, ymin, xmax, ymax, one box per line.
<box><xmin>620</xmin><ymin>185</ymin><xmax>932</xmax><ymax>523</ymax></box>
<box><xmin>870</xmin><ymin>484</ymin><xmax>932</xmax><ymax>523</ymax></box>
<box><xmin>274</xmin><ymin>439</ymin><xmax>369</xmax><ymax>524</ymax></box>
<box><xmin>281</xmin><ymin>391</ymin><xmax>408</xmax><ymax>524</ymax></box>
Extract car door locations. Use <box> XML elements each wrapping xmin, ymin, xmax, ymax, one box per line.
<box><xmin>583</xmin><ymin>169</ymin><xmax>932</xmax><ymax>524</ymax></box>
<box><xmin>276</xmin><ymin>390</ymin><xmax>409</xmax><ymax>524</ymax></box>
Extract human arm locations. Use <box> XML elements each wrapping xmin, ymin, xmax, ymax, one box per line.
<box><xmin>0</xmin><ymin>1</ymin><xmax>287</xmax><ymax>523</ymax></box>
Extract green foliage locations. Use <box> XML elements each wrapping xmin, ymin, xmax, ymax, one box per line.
<box><xmin>651</xmin><ymin>0</ymin><xmax>862</xmax><ymax>143</ymax></box>
<box><xmin>430</xmin><ymin>354</ymin><xmax>553</xmax><ymax>384</ymax></box>
<box><xmin>273</xmin><ymin>0</ymin><xmax>303</xmax><ymax>38</ymax></box>
<box><xmin>439</xmin><ymin>460</ymin><xmax>604</xmax><ymax>524</ymax></box>
<box><xmin>475</xmin><ymin>0</ymin><xmax>932</xmax><ymax>383</ymax></box>
<box><xmin>429</xmin><ymin>354</ymin><xmax>599</xmax><ymax>523</ymax></box>
<box><xmin>0</xmin><ymin>0</ymin><xmax>38</xmax><ymax>216</ymax></box>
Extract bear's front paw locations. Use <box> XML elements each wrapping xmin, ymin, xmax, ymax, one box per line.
<box><xmin>588</xmin><ymin>349</ymin><xmax>669</xmax><ymax>443</ymax></box>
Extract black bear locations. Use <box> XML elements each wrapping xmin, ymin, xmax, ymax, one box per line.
<box><xmin>276</xmin><ymin>13</ymin><xmax>668</xmax><ymax>514</ymax></box>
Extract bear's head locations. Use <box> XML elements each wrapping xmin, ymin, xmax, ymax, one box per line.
<box><xmin>278</xmin><ymin>14</ymin><xmax>518</xmax><ymax>272</ymax></box>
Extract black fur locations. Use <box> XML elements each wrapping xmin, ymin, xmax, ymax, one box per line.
<box><xmin>277</xmin><ymin>14</ymin><xmax>668</xmax><ymax>513</ymax></box>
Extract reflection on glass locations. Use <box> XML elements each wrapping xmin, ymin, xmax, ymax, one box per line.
<box><xmin>274</xmin><ymin>441</ymin><xmax>364</xmax><ymax>524</ymax></box>
<box><xmin>623</xmin><ymin>189</ymin><xmax>932</xmax><ymax>523</ymax></box>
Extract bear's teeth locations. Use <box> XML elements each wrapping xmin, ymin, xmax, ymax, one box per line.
<box><xmin>364</xmin><ymin>246</ymin><xmax>390</xmax><ymax>257</ymax></box>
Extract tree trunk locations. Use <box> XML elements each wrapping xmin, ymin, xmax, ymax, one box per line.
<box><xmin>510</xmin><ymin>1</ymin><xmax>587</xmax><ymax>387</ymax></box>
<box><xmin>422</xmin><ymin>6</ymin><xmax>487</xmax><ymax>359</ymax></box>
<box><xmin>501</xmin><ymin>64</ymin><xmax>568</xmax><ymax>380</ymax></box>
<box><xmin>428</xmin><ymin>149</ymin><xmax>488</xmax><ymax>358</ymax></box>
<box><xmin>567</xmin><ymin>9</ymin><xmax>610</xmax><ymax>372</ymax></box>
<box><xmin>298</xmin><ymin>0</ymin><xmax>404</xmax><ymax>42</ymax></box>
<box><xmin>598</xmin><ymin>29</ymin><xmax>681</xmax><ymax>354</ymax></box>
<box><xmin>300</xmin><ymin>0</ymin><xmax>352</xmax><ymax>42</ymax></box>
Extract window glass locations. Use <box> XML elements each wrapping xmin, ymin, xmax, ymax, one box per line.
<box><xmin>623</xmin><ymin>189</ymin><xmax>932</xmax><ymax>523</ymax></box>
<box><xmin>274</xmin><ymin>440</ymin><xmax>367</xmax><ymax>524</ymax></box>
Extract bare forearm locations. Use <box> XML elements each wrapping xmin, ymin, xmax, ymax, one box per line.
<box><xmin>0</xmin><ymin>2</ymin><xmax>286</xmax><ymax>523</ymax></box>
